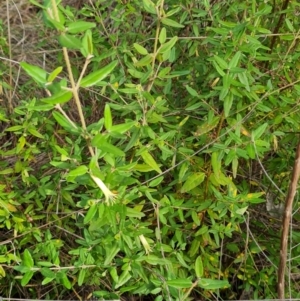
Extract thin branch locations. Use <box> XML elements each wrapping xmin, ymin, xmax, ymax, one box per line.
<box><xmin>278</xmin><ymin>142</ymin><xmax>300</xmax><ymax>299</ymax></box>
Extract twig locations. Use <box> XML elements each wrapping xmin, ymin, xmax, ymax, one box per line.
<box><xmin>278</xmin><ymin>142</ymin><xmax>300</xmax><ymax>299</ymax></box>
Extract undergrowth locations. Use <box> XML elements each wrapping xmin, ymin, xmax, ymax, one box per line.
<box><xmin>0</xmin><ymin>0</ymin><xmax>300</xmax><ymax>300</ymax></box>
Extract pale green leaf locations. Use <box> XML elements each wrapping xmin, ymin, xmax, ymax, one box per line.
<box><xmin>161</xmin><ymin>18</ymin><xmax>185</xmax><ymax>28</ymax></box>
<box><xmin>158</xmin><ymin>36</ymin><xmax>178</xmax><ymax>53</ymax></box>
<box><xmin>42</xmin><ymin>90</ymin><xmax>73</xmax><ymax>105</ymax></box>
<box><xmin>67</xmin><ymin>165</ymin><xmax>88</xmax><ymax>178</ymax></box>
<box><xmin>195</xmin><ymin>256</ymin><xmax>204</xmax><ymax>277</ymax></box>
<box><xmin>141</xmin><ymin>151</ymin><xmax>162</xmax><ymax>174</ymax></box>
<box><xmin>133</xmin><ymin>43</ymin><xmax>148</xmax><ymax>55</ymax></box>
<box><xmin>211</xmin><ymin>152</ymin><xmax>221</xmax><ymax>178</ymax></box>
<box><xmin>159</xmin><ymin>27</ymin><xmax>167</xmax><ymax>44</ymax></box>
<box><xmin>110</xmin><ymin>121</ymin><xmax>136</xmax><ymax>134</ymax></box>
<box><xmin>198</xmin><ymin>278</ymin><xmax>230</xmax><ymax>289</ymax></box>
<box><xmin>142</xmin><ymin>0</ymin><xmax>156</xmax><ymax>14</ymax></box>
<box><xmin>47</xmin><ymin>66</ymin><xmax>63</xmax><ymax>83</ymax></box>
<box><xmin>104</xmin><ymin>104</ymin><xmax>112</xmax><ymax>131</ymax></box>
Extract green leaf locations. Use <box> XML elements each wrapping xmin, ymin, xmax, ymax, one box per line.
<box><xmin>142</xmin><ymin>0</ymin><xmax>156</xmax><ymax>14</ymax></box>
<box><xmin>110</xmin><ymin>121</ymin><xmax>136</xmax><ymax>134</ymax></box>
<box><xmin>42</xmin><ymin>90</ymin><xmax>73</xmax><ymax>105</ymax></box>
<box><xmin>176</xmin><ymin>252</ymin><xmax>190</xmax><ymax>269</ymax></box>
<box><xmin>80</xmin><ymin>61</ymin><xmax>118</xmax><ymax>87</ymax></box>
<box><xmin>144</xmin><ymin>255</ymin><xmax>170</xmax><ymax>265</ymax></box>
<box><xmin>52</xmin><ymin>111</ymin><xmax>77</xmax><ymax>131</ymax></box>
<box><xmin>104</xmin><ymin>243</ymin><xmax>120</xmax><ymax>266</ymax></box>
<box><xmin>28</xmin><ymin>127</ymin><xmax>44</xmax><ymax>139</ymax></box>
<box><xmin>67</xmin><ymin>165</ymin><xmax>88</xmax><ymax>178</ymax></box>
<box><xmin>60</xmin><ymin>273</ymin><xmax>71</xmax><ymax>289</ymax></box>
<box><xmin>213</xmin><ymin>55</ymin><xmax>228</xmax><ymax>69</ymax></box>
<box><xmin>198</xmin><ymin>278</ymin><xmax>230</xmax><ymax>290</ymax></box>
<box><xmin>159</xmin><ymin>27</ymin><xmax>167</xmax><ymax>44</ymax></box>
<box><xmin>104</xmin><ymin>104</ymin><xmax>112</xmax><ymax>131</ymax></box>
<box><xmin>40</xmin><ymin>267</ymin><xmax>55</xmax><ymax>278</ymax></box>
<box><xmin>181</xmin><ymin>172</ymin><xmax>205</xmax><ymax>193</ymax></box>
<box><xmin>135</xmin><ymin>164</ymin><xmax>155</xmax><ymax>172</ymax></box>
<box><xmin>246</xmin><ymin>143</ymin><xmax>255</xmax><ymax>159</ymax></box>
<box><xmin>23</xmin><ymin>250</ymin><xmax>34</xmax><ymax>268</ymax></box>
<box><xmin>84</xmin><ymin>204</ymin><xmax>97</xmax><ymax>224</ymax></box>
<box><xmin>252</xmin><ymin>122</ymin><xmax>268</xmax><ymax>140</ymax></box>
<box><xmin>186</xmin><ymin>85</ymin><xmax>199</xmax><ymax>97</ymax></box>
<box><xmin>236</xmin><ymin>206</ymin><xmax>248</xmax><ymax>215</ymax></box>
<box><xmin>0</xmin><ymin>168</ymin><xmax>14</xmax><ymax>175</ymax></box>
<box><xmin>149</xmin><ymin>176</ymin><xmax>164</xmax><ymax>187</ymax></box>
<box><xmin>27</xmin><ymin>104</ymin><xmax>54</xmax><ymax>111</ymax></box>
<box><xmin>37</xmin><ymin>261</ymin><xmax>54</xmax><ymax>267</ymax></box>
<box><xmin>158</xmin><ymin>36</ymin><xmax>178</xmax><ymax>53</ymax></box>
<box><xmin>141</xmin><ymin>151</ymin><xmax>162</xmax><ymax>174</ymax></box>
<box><xmin>14</xmin><ymin>265</ymin><xmax>31</xmax><ymax>273</ymax></box>
<box><xmin>91</xmin><ymin>134</ymin><xmax>125</xmax><ymax>156</ymax></box>
<box><xmin>133</xmin><ymin>43</ymin><xmax>148</xmax><ymax>55</ymax></box>
<box><xmin>195</xmin><ymin>256</ymin><xmax>204</xmax><ymax>277</ymax></box>
<box><xmin>161</xmin><ymin>18</ymin><xmax>185</xmax><ymax>28</ymax></box>
<box><xmin>21</xmin><ymin>271</ymin><xmax>34</xmax><ymax>286</ymax></box>
<box><xmin>58</xmin><ymin>34</ymin><xmax>82</xmax><ymax>49</ymax></box>
<box><xmin>237</xmin><ymin>72</ymin><xmax>250</xmax><ymax>91</ymax></box>
<box><xmin>47</xmin><ymin>66</ymin><xmax>63</xmax><ymax>82</ymax></box>
<box><xmin>232</xmin><ymin>157</ymin><xmax>238</xmax><ymax>178</ymax></box>
<box><xmin>228</xmin><ymin>51</ymin><xmax>241</xmax><ymax>69</ymax></box>
<box><xmin>6</xmin><ymin>125</ymin><xmax>24</xmax><ymax>132</ymax></box>
<box><xmin>20</xmin><ymin>62</ymin><xmax>47</xmax><ymax>85</ymax></box>
<box><xmin>167</xmin><ymin>279</ymin><xmax>192</xmax><ymax>288</ymax></box>
<box><xmin>285</xmin><ymin>18</ymin><xmax>294</xmax><ymax>31</ymax></box>
<box><xmin>135</xmin><ymin>54</ymin><xmax>153</xmax><ymax>67</ymax></box>
<box><xmin>115</xmin><ymin>269</ymin><xmax>132</xmax><ymax>289</ymax></box>
<box><xmin>224</xmin><ymin>92</ymin><xmax>233</xmax><ymax>117</ymax></box>
<box><xmin>158</xmin><ymin>66</ymin><xmax>171</xmax><ymax>78</ymax></box>
<box><xmin>213</xmin><ymin>61</ymin><xmax>225</xmax><ymax>76</ymax></box>
<box><xmin>211</xmin><ymin>152</ymin><xmax>221</xmax><ymax>178</ymax></box>
<box><xmin>42</xmin><ymin>277</ymin><xmax>55</xmax><ymax>285</ymax></box>
<box><xmin>66</xmin><ymin>21</ymin><xmax>96</xmax><ymax>33</ymax></box>
<box><xmin>81</xmin><ymin>29</ymin><xmax>93</xmax><ymax>57</ymax></box>
<box><xmin>78</xmin><ymin>269</ymin><xmax>86</xmax><ymax>286</ymax></box>
<box><xmin>126</xmin><ymin>207</ymin><xmax>145</xmax><ymax>218</ymax></box>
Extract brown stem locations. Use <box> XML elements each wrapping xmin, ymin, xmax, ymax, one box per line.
<box><xmin>278</xmin><ymin>142</ymin><xmax>300</xmax><ymax>299</ymax></box>
<box><xmin>269</xmin><ymin>0</ymin><xmax>290</xmax><ymax>54</ymax></box>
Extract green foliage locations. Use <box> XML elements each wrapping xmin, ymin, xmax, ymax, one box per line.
<box><xmin>1</xmin><ymin>0</ymin><xmax>300</xmax><ymax>299</ymax></box>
